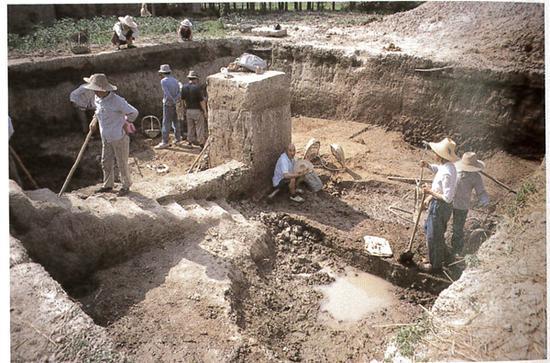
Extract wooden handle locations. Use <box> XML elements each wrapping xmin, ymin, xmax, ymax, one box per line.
<box><xmin>9</xmin><ymin>145</ymin><xmax>39</xmax><ymax>189</ymax></box>
<box><xmin>407</xmin><ymin>191</ymin><xmax>427</xmax><ymax>251</ymax></box>
<box><xmin>58</xmin><ymin>119</ymin><xmax>96</xmax><ymax>197</ymax></box>
<box><xmin>480</xmin><ymin>171</ymin><xmax>517</xmax><ymax>194</ymax></box>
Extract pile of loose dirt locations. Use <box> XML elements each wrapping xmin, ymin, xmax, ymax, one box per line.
<box><xmin>372</xmin><ymin>2</ymin><xmax>544</xmax><ymax>73</ymax></box>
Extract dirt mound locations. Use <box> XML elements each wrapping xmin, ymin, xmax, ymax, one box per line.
<box><xmin>375</xmin><ymin>2</ymin><xmax>544</xmax><ymax>72</ymax></box>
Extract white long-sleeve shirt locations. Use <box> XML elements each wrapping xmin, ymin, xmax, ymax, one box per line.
<box><xmin>113</xmin><ymin>22</ymin><xmax>139</xmax><ymax>41</ymax></box>
<box><xmin>95</xmin><ymin>92</ymin><xmax>138</xmax><ymax>143</ymax></box>
<box><xmin>428</xmin><ymin>162</ymin><xmax>458</xmax><ymax>204</ymax></box>
<box><xmin>272</xmin><ymin>152</ymin><xmax>294</xmax><ymax>187</ymax></box>
<box><xmin>70</xmin><ymin>84</ymin><xmax>96</xmax><ymax>110</ymax></box>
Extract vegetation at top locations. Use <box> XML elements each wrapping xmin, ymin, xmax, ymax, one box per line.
<box><xmin>8</xmin><ymin>16</ymin><xmax>226</xmax><ymax>53</ymax></box>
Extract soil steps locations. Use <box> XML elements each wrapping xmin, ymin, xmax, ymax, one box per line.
<box><xmin>10</xmin><ymin>180</ymin><xmax>269</xmax><ymax>361</ymax></box>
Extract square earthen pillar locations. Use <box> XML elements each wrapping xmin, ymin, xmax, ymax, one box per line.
<box><xmin>207</xmin><ymin>71</ymin><xmax>291</xmax><ymax>188</ymax></box>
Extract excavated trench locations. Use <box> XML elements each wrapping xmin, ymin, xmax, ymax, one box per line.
<box><xmin>8</xmin><ymin>39</ymin><xmax>542</xmax><ymax>361</ymax></box>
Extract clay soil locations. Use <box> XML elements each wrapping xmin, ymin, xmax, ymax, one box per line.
<box><xmin>56</xmin><ymin>116</ymin><xmax>540</xmax><ymax>361</ymax></box>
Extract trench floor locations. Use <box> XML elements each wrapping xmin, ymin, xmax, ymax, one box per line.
<box><xmin>57</xmin><ymin>116</ymin><xmax>538</xmax><ymax>361</ymax></box>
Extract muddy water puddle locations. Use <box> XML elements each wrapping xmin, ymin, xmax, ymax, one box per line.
<box><xmin>317</xmin><ymin>266</ymin><xmax>396</xmax><ymax>324</ymax></box>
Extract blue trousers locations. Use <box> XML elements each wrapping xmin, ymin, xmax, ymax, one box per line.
<box><xmin>161</xmin><ymin>104</ymin><xmax>181</xmax><ymax>144</ymax></box>
<box><xmin>451</xmin><ymin>208</ymin><xmax>468</xmax><ymax>254</ymax></box>
<box><xmin>424</xmin><ymin>199</ymin><xmax>453</xmax><ymax>269</ymax></box>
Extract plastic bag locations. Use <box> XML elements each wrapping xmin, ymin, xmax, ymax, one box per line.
<box><xmin>235</xmin><ymin>53</ymin><xmax>267</xmax><ymax>73</ymax></box>
<box><xmin>303</xmin><ymin>171</ymin><xmax>323</xmax><ymax>193</ymax></box>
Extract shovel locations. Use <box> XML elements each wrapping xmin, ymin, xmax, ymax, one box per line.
<box><xmin>399</xmin><ymin>190</ymin><xmax>427</xmax><ymax>264</ymax></box>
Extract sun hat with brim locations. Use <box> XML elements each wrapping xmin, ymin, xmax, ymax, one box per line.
<box><xmin>180</xmin><ymin>19</ymin><xmax>193</xmax><ymax>28</ymax></box>
<box><xmin>428</xmin><ymin>137</ymin><xmax>459</xmax><ymax>162</ymax></box>
<box><xmin>82</xmin><ymin>73</ymin><xmax>117</xmax><ymax>92</ymax></box>
<box><xmin>158</xmin><ymin>64</ymin><xmax>172</xmax><ymax>73</ymax></box>
<box><xmin>455</xmin><ymin>152</ymin><xmax>485</xmax><ymax>172</ymax></box>
<box><xmin>293</xmin><ymin>159</ymin><xmax>314</xmax><ymax>174</ymax></box>
<box><xmin>119</xmin><ymin>15</ymin><xmax>138</xmax><ymax>29</ymax></box>
<box><xmin>187</xmin><ymin>70</ymin><xmax>199</xmax><ymax>79</ymax></box>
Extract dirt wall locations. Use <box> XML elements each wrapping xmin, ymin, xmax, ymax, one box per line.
<box><xmin>8</xmin><ymin>39</ymin><xmax>252</xmax><ymax>147</ymax></box>
<box><xmin>272</xmin><ymin>45</ymin><xmax>545</xmax><ymax>159</ymax></box>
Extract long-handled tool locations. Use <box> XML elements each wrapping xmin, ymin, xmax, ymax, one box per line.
<box><xmin>413</xmin><ymin>142</ymin><xmax>429</xmax><ymax>218</ymax></box>
<box><xmin>58</xmin><ymin>117</ymin><xmax>97</xmax><ymax>197</ymax></box>
<box><xmin>187</xmin><ymin>137</ymin><xmax>210</xmax><ymax>174</ymax></box>
<box><xmin>9</xmin><ymin>145</ymin><xmax>39</xmax><ymax>189</ymax></box>
<box><xmin>399</xmin><ymin>191</ymin><xmax>427</xmax><ymax>264</ymax></box>
<box><xmin>480</xmin><ymin>171</ymin><xmax>517</xmax><ymax>194</ymax></box>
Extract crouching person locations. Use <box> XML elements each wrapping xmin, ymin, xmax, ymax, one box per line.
<box><xmin>112</xmin><ymin>15</ymin><xmax>139</xmax><ymax>49</ymax></box>
<box><xmin>83</xmin><ymin>74</ymin><xmax>138</xmax><ymax>196</ymax></box>
<box><xmin>270</xmin><ymin>144</ymin><xmax>307</xmax><ymax>203</ymax></box>
<box><xmin>419</xmin><ymin>137</ymin><xmax>459</xmax><ymax>272</ymax></box>
<box><xmin>451</xmin><ymin>152</ymin><xmax>490</xmax><ymax>256</ymax></box>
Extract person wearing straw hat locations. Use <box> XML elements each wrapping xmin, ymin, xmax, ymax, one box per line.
<box><xmin>178</xmin><ymin>18</ymin><xmax>193</xmax><ymax>41</ymax></box>
<box><xmin>181</xmin><ymin>70</ymin><xmax>208</xmax><ymax>148</ymax></box>
<box><xmin>270</xmin><ymin>144</ymin><xmax>308</xmax><ymax>203</ymax></box>
<box><xmin>111</xmin><ymin>15</ymin><xmax>139</xmax><ymax>50</ymax></box>
<box><xmin>84</xmin><ymin>74</ymin><xmax>139</xmax><ymax>196</ymax></box>
<box><xmin>69</xmin><ymin>81</ymin><xmax>96</xmax><ymax>134</ymax></box>
<box><xmin>451</xmin><ymin>152</ymin><xmax>490</xmax><ymax>256</ymax></box>
<box><xmin>155</xmin><ymin>64</ymin><xmax>182</xmax><ymax>149</ymax></box>
<box><xmin>418</xmin><ymin>137</ymin><xmax>459</xmax><ymax>272</ymax></box>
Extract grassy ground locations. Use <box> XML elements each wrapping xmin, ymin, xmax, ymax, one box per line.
<box><xmin>8</xmin><ymin>16</ymin><xmax>225</xmax><ymax>54</ymax></box>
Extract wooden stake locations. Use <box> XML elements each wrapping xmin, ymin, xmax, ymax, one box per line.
<box><xmin>9</xmin><ymin>145</ymin><xmax>39</xmax><ymax>189</ymax></box>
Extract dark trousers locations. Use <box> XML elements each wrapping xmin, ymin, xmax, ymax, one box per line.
<box><xmin>451</xmin><ymin>208</ymin><xmax>468</xmax><ymax>254</ymax></box>
<box><xmin>424</xmin><ymin>199</ymin><xmax>453</xmax><ymax>269</ymax></box>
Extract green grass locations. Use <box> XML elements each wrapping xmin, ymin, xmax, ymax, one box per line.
<box><xmin>505</xmin><ymin>180</ymin><xmax>537</xmax><ymax>217</ymax></box>
<box><xmin>8</xmin><ymin>16</ymin><xmax>226</xmax><ymax>53</ymax></box>
<box><xmin>394</xmin><ymin>316</ymin><xmax>430</xmax><ymax>358</ymax></box>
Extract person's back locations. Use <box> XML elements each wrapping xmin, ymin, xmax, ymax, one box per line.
<box><xmin>181</xmin><ymin>82</ymin><xmax>204</xmax><ymax>109</ymax></box>
<box><xmin>453</xmin><ymin>171</ymin><xmax>488</xmax><ymax>211</ymax></box>
<box><xmin>161</xmin><ymin>75</ymin><xmax>180</xmax><ymax>105</ymax></box>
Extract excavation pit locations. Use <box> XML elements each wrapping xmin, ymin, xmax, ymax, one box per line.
<box><xmin>8</xmin><ymin>8</ymin><xmax>545</xmax><ymax>359</ymax></box>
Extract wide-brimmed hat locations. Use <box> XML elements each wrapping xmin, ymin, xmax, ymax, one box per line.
<box><xmin>119</xmin><ymin>15</ymin><xmax>138</xmax><ymax>29</ymax></box>
<box><xmin>304</xmin><ymin>138</ymin><xmax>320</xmax><ymax>161</ymax></box>
<box><xmin>455</xmin><ymin>152</ymin><xmax>485</xmax><ymax>172</ymax></box>
<box><xmin>330</xmin><ymin>143</ymin><xmax>346</xmax><ymax>167</ymax></box>
<box><xmin>428</xmin><ymin>137</ymin><xmax>459</xmax><ymax>162</ymax></box>
<box><xmin>158</xmin><ymin>64</ymin><xmax>172</xmax><ymax>73</ymax></box>
<box><xmin>180</xmin><ymin>19</ymin><xmax>193</xmax><ymax>28</ymax></box>
<box><xmin>187</xmin><ymin>70</ymin><xmax>199</xmax><ymax>79</ymax></box>
<box><xmin>293</xmin><ymin>159</ymin><xmax>314</xmax><ymax>174</ymax></box>
<box><xmin>83</xmin><ymin>73</ymin><xmax>117</xmax><ymax>92</ymax></box>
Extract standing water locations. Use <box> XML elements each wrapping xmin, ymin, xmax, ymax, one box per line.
<box><xmin>317</xmin><ymin>266</ymin><xmax>396</xmax><ymax>323</ymax></box>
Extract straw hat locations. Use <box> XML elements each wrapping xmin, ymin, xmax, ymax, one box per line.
<box><xmin>455</xmin><ymin>152</ymin><xmax>485</xmax><ymax>172</ymax></box>
<box><xmin>293</xmin><ymin>159</ymin><xmax>314</xmax><ymax>174</ymax></box>
<box><xmin>330</xmin><ymin>143</ymin><xmax>346</xmax><ymax>167</ymax></box>
<box><xmin>180</xmin><ymin>19</ymin><xmax>193</xmax><ymax>28</ymax></box>
<box><xmin>158</xmin><ymin>64</ymin><xmax>172</xmax><ymax>73</ymax></box>
<box><xmin>83</xmin><ymin>73</ymin><xmax>117</xmax><ymax>92</ymax></box>
<box><xmin>428</xmin><ymin>137</ymin><xmax>459</xmax><ymax>162</ymax></box>
<box><xmin>119</xmin><ymin>15</ymin><xmax>138</xmax><ymax>29</ymax></box>
<box><xmin>187</xmin><ymin>70</ymin><xmax>199</xmax><ymax>79</ymax></box>
<box><xmin>304</xmin><ymin>138</ymin><xmax>320</xmax><ymax>161</ymax></box>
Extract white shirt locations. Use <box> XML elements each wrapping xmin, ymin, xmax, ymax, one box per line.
<box><xmin>95</xmin><ymin>92</ymin><xmax>138</xmax><ymax>143</ymax></box>
<box><xmin>113</xmin><ymin>22</ymin><xmax>139</xmax><ymax>41</ymax></box>
<box><xmin>272</xmin><ymin>152</ymin><xmax>294</xmax><ymax>187</ymax></box>
<box><xmin>428</xmin><ymin>162</ymin><xmax>458</xmax><ymax>204</ymax></box>
<box><xmin>70</xmin><ymin>84</ymin><xmax>96</xmax><ymax>110</ymax></box>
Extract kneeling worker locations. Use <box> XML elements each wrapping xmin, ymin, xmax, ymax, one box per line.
<box><xmin>271</xmin><ymin>144</ymin><xmax>307</xmax><ymax>203</ymax></box>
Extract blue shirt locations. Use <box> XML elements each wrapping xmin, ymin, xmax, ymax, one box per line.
<box><xmin>95</xmin><ymin>92</ymin><xmax>139</xmax><ymax>143</ymax></box>
<box><xmin>160</xmin><ymin>75</ymin><xmax>180</xmax><ymax>106</ymax></box>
